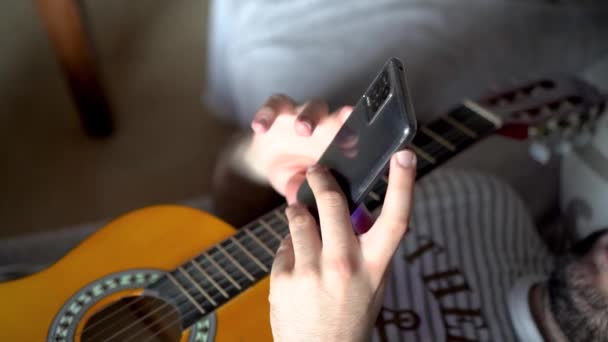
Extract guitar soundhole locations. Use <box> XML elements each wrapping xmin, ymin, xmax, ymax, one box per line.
<box><xmin>81</xmin><ymin>296</ymin><xmax>181</xmax><ymax>342</ymax></box>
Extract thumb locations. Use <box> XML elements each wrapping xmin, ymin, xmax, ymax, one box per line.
<box><xmin>360</xmin><ymin>149</ymin><xmax>416</xmax><ymax>281</ymax></box>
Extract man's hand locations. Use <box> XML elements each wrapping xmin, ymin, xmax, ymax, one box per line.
<box><xmin>269</xmin><ymin>150</ymin><xmax>417</xmax><ymax>342</ymax></box>
<box><xmin>248</xmin><ymin>94</ymin><xmax>352</xmax><ymax>203</ymax></box>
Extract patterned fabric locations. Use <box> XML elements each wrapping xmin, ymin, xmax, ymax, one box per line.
<box><xmin>373</xmin><ymin>170</ymin><xmax>554</xmax><ymax>341</ymax></box>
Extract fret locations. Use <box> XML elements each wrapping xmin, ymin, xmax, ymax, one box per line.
<box><xmin>370</xmin><ymin>180</ymin><xmax>388</xmax><ymax>200</ymax></box>
<box><xmin>210</xmin><ymin>248</ymin><xmax>255</xmax><ymax>286</ymax></box>
<box><xmin>258</xmin><ymin>219</ymin><xmax>283</xmax><ymax>242</ymax></box>
<box><xmin>368</xmin><ymin>190</ymin><xmax>381</xmax><ymax>201</ymax></box>
<box><xmin>166</xmin><ymin>273</ymin><xmax>206</xmax><ymax>315</ymax></box>
<box><xmin>415</xmin><ymin>158</ymin><xmax>437</xmax><ymax>179</ymax></box>
<box><xmin>189</xmin><ymin>260</ymin><xmax>229</xmax><ymax>298</ymax></box>
<box><xmin>411</xmin><ymin>131</ymin><xmax>453</xmax><ymax>165</ymax></box>
<box><xmin>183</xmin><ymin>264</ymin><xmax>223</xmax><ymax>299</ymax></box>
<box><xmin>244</xmin><ymin>228</ymin><xmax>275</xmax><ymax>257</ymax></box>
<box><xmin>172</xmin><ymin>270</ymin><xmax>216</xmax><ymax>313</ymax></box>
<box><xmin>449</xmin><ymin>104</ymin><xmax>498</xmax><ymax>136</ymax></box>
<box><xmin>273</xmin><ymin>210</ymin><xmax>288</xmax><ymax>226</ymax></box>
<box><xmin>177</xmin><ymin>266</ymin><xmax>217</xmax><ymax>306</ymax></box>
<box><xmin>229</xmin><ymin>237</ymin><xmax>269</xmax><ymax>272</ymax></box>
<box><xmin>364</xmin><ymin>105</ymin><xmax>500</xmax><ymax>211</ymax></box>
<box><xmin>410</xmin><ymin>143</ymin><xmax>436</xmax><ymax>164</ymax></box>
<box><xmin>420</xmin><ymin>126</ymin><xmax>456</xmax><ymax>151</ymax></box>
<box><xmin>251</xmin><ymin>224</ymin><xmax>282</xmax><ymax>251</ymax></box>
<box><xmin>266</xmin><ymin>215</ymin><xmax>289</xmax><ymax>236</ymax></box>
<box><xmin>235</xmin><ymin>232</ymin><xmax>274</xmax><ymax>270</ymax></box>
<box><xmin>425</xmin><ymin>118</ymin><xmax>473</xmax><ymax>147</ymax></box>
<box><xmin>441</xmin><ymin>115</ymin><xmax>477</xmax><ymax>138</ymax></box>
<box><xmin>463</xmin><ymin>100</ymin><xmax>502</xmax><ymax>127</ymax></box>
<box><xmin>267</xmin><ymin>212</ymin><xmax>290</xmax><ymax>237</ymax></box>
<box><xmin>216</xmin><ymin>245</ymin><xmax>255</xmax><ymax>281</ymax></box>
<box><xmin>192</xmin><ymin>258</ymin><xmax>243</xmax><ymax>297</ymax></box>
<box><xmin>200</xmin><ymin>253</ymin><xmax>242</xmax><ymax>290</ymax></box>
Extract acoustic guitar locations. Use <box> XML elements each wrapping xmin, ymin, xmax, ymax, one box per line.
<box><xmin>0</xmin><ymin>77</ymin><xmax>604</xmax><ymax>342</ymax></box>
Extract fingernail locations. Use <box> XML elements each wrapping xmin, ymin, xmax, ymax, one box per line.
<box><xmin>253</xmin><ymin>108</ymin><xmax>274</xmax><ymax>127</ymax></box>
<box><xmin>251</xmin><ymin>120</ymin><xmax>267</xmax><ymax>133</ymax></box>
<box><xmin>395</xmin><ymin>150</ymin><xmax>416</xmax><ymax>168</ymax></box>
<box><xmin>297</xmin><ymin>119</ymin><xmax>312</xmax><ymax>133</ymax></box>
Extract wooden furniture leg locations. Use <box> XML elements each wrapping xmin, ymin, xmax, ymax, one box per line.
<box><xmin>35</xmin><ymin>0</ymin><xmax>114</xmax><ymax>138</ymax></box>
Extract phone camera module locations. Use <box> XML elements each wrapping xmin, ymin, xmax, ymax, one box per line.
<box><xmin>366</xmin><ymin>71</ymin><xmax>391</xmax><ymax>120</ymax></box>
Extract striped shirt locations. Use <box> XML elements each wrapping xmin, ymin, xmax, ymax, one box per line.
<box><xmin>371</xmin><ymin>170</ymin><xmax>553</xmax><ymax>341</ymax></box>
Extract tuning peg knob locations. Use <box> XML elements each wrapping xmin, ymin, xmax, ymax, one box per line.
<box><xmin>529</xmin><ymin>141</ymin><xmax>552</xmax><ymax>164</ymax></box>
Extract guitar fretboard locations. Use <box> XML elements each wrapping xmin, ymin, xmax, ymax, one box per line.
<box><xmin>146</xmin><ymin>101</ymin><xmax>501</xmax><ymax>329</ymax></box>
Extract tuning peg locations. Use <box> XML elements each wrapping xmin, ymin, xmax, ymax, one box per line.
<box><xmin>529</xmin><ymin>141</ymin><xmax>552</xmax><ymax>164</ymax></box>
<box><xmin>546</xmin><ymin>119</ymin><xmax>558</xmax><ymax>131</ymax></box>
<box><xmin>528</xmin><ymin>126</ymin><xmax>539</xmax><ymax>138</ymax></box>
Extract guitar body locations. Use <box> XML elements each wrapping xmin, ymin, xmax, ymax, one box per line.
<box><xmin>0</xmin><ymin>205</ymin><xmax>272</xmax><ymax>341</ymax></box>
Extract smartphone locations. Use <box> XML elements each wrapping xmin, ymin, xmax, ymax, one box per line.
<box><xmin>296</xmin><ymin>57</ymin><xmax>417</xmax><ymax>216</ymax></box>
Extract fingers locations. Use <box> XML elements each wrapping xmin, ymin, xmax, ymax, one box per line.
<box><xmin>284</xmin><ymin>204</ymin><xmax>322</xmax><ymax>268</ymax></box>
<box><xmin>272</xmin><ymin>235</ymin><xmax>295</xmax><ymax>275</ymax></box>
<box><xmin>360</xmin><ymin>150</ymin><xmax>416</xmax><ymax>272</ymax></box>
<box><xmin>294</xmin><ymin>100</ymin><xmax>329</xmax><ymax>136</ymax></box>
<box><xmin>306</xmin><ymin>165</ymin><xmax>357</xmax><ymax>258</ymax></box>
<box><xmin>335</xmin><ymin>105</ymin><xmax>354</xmax><ymax>123</ymax></box>
<box><xmin>251</xmin><ymin>94</ymin><xmax>296</xmax><ymax>133</ymax></box>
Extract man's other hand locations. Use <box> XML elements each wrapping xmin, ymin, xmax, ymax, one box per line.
<box><xmin>249</xmin><ymin>94</ymin><xmax>352</xmax><ymax>203</ymax></box>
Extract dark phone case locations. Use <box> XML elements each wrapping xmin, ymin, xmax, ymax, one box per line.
<box><xmin>296</xmin><ymin>57</ymin><xmax>417</xmax><ymax>217</ymax></box>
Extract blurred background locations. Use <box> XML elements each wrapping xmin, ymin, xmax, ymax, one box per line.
<box><xmin>1</xmin><ymin>0</ymin><xmax>607</xmax><ymax>247</ymax></box>
<box><xmin>1</xmin><ymin>1</ymin><xmax>235</xmax><ymax>238</ymax></box>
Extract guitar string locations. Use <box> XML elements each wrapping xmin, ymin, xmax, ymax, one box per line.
<box><xmin>103</xmin><ymin>117</ymin><xmax>487</xmax><ymax>342</ymax></box>
<box><xmin>77</xmin><ymin>220</ymin><xmax>278</xmax><ymax>340</ymax></box>
<box><xmin>97</xmin><ymin>215</ymin><xmax>288</xmax><ymax>342</ymax></box>
<box><xmin>85</xmin><ymin>111</ymin><xmax>488</xmax><ymax>341</ymax></box>
<box><xmin>83</xmin><ymin>222</ymin><xmax>284</xmax><ymax>342</ymax></box>
<box><xmin>77</xmin><ymin>205</ymin><xmax>287</xmax><ymax>336</ymax></box>
<box><xmin>79</xmin><ymin>215</ymin><xmax>286</xmax><ymax>341</ymax></box>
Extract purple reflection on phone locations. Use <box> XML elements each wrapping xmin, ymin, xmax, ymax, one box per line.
<box><xmin>351</xmin><ymin>205</ymin><xmax>374</xmax><ymax>234</ymax></box>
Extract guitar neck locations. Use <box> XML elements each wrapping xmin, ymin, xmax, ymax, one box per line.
<box><xmin>364</xmin><ymin>100</ymin><xmax>502</xmax><ymax>211</ymax></box>
<box><xmin>146</xmin><ymin>100</ymin><xmax>503</xmax><ymax>329</ymax></box>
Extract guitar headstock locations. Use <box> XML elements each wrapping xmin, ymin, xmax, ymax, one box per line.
<box><xmin>476</xmin><ymin>76</ymin><xmax>606</xmax><ymax>163</ymax></box>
